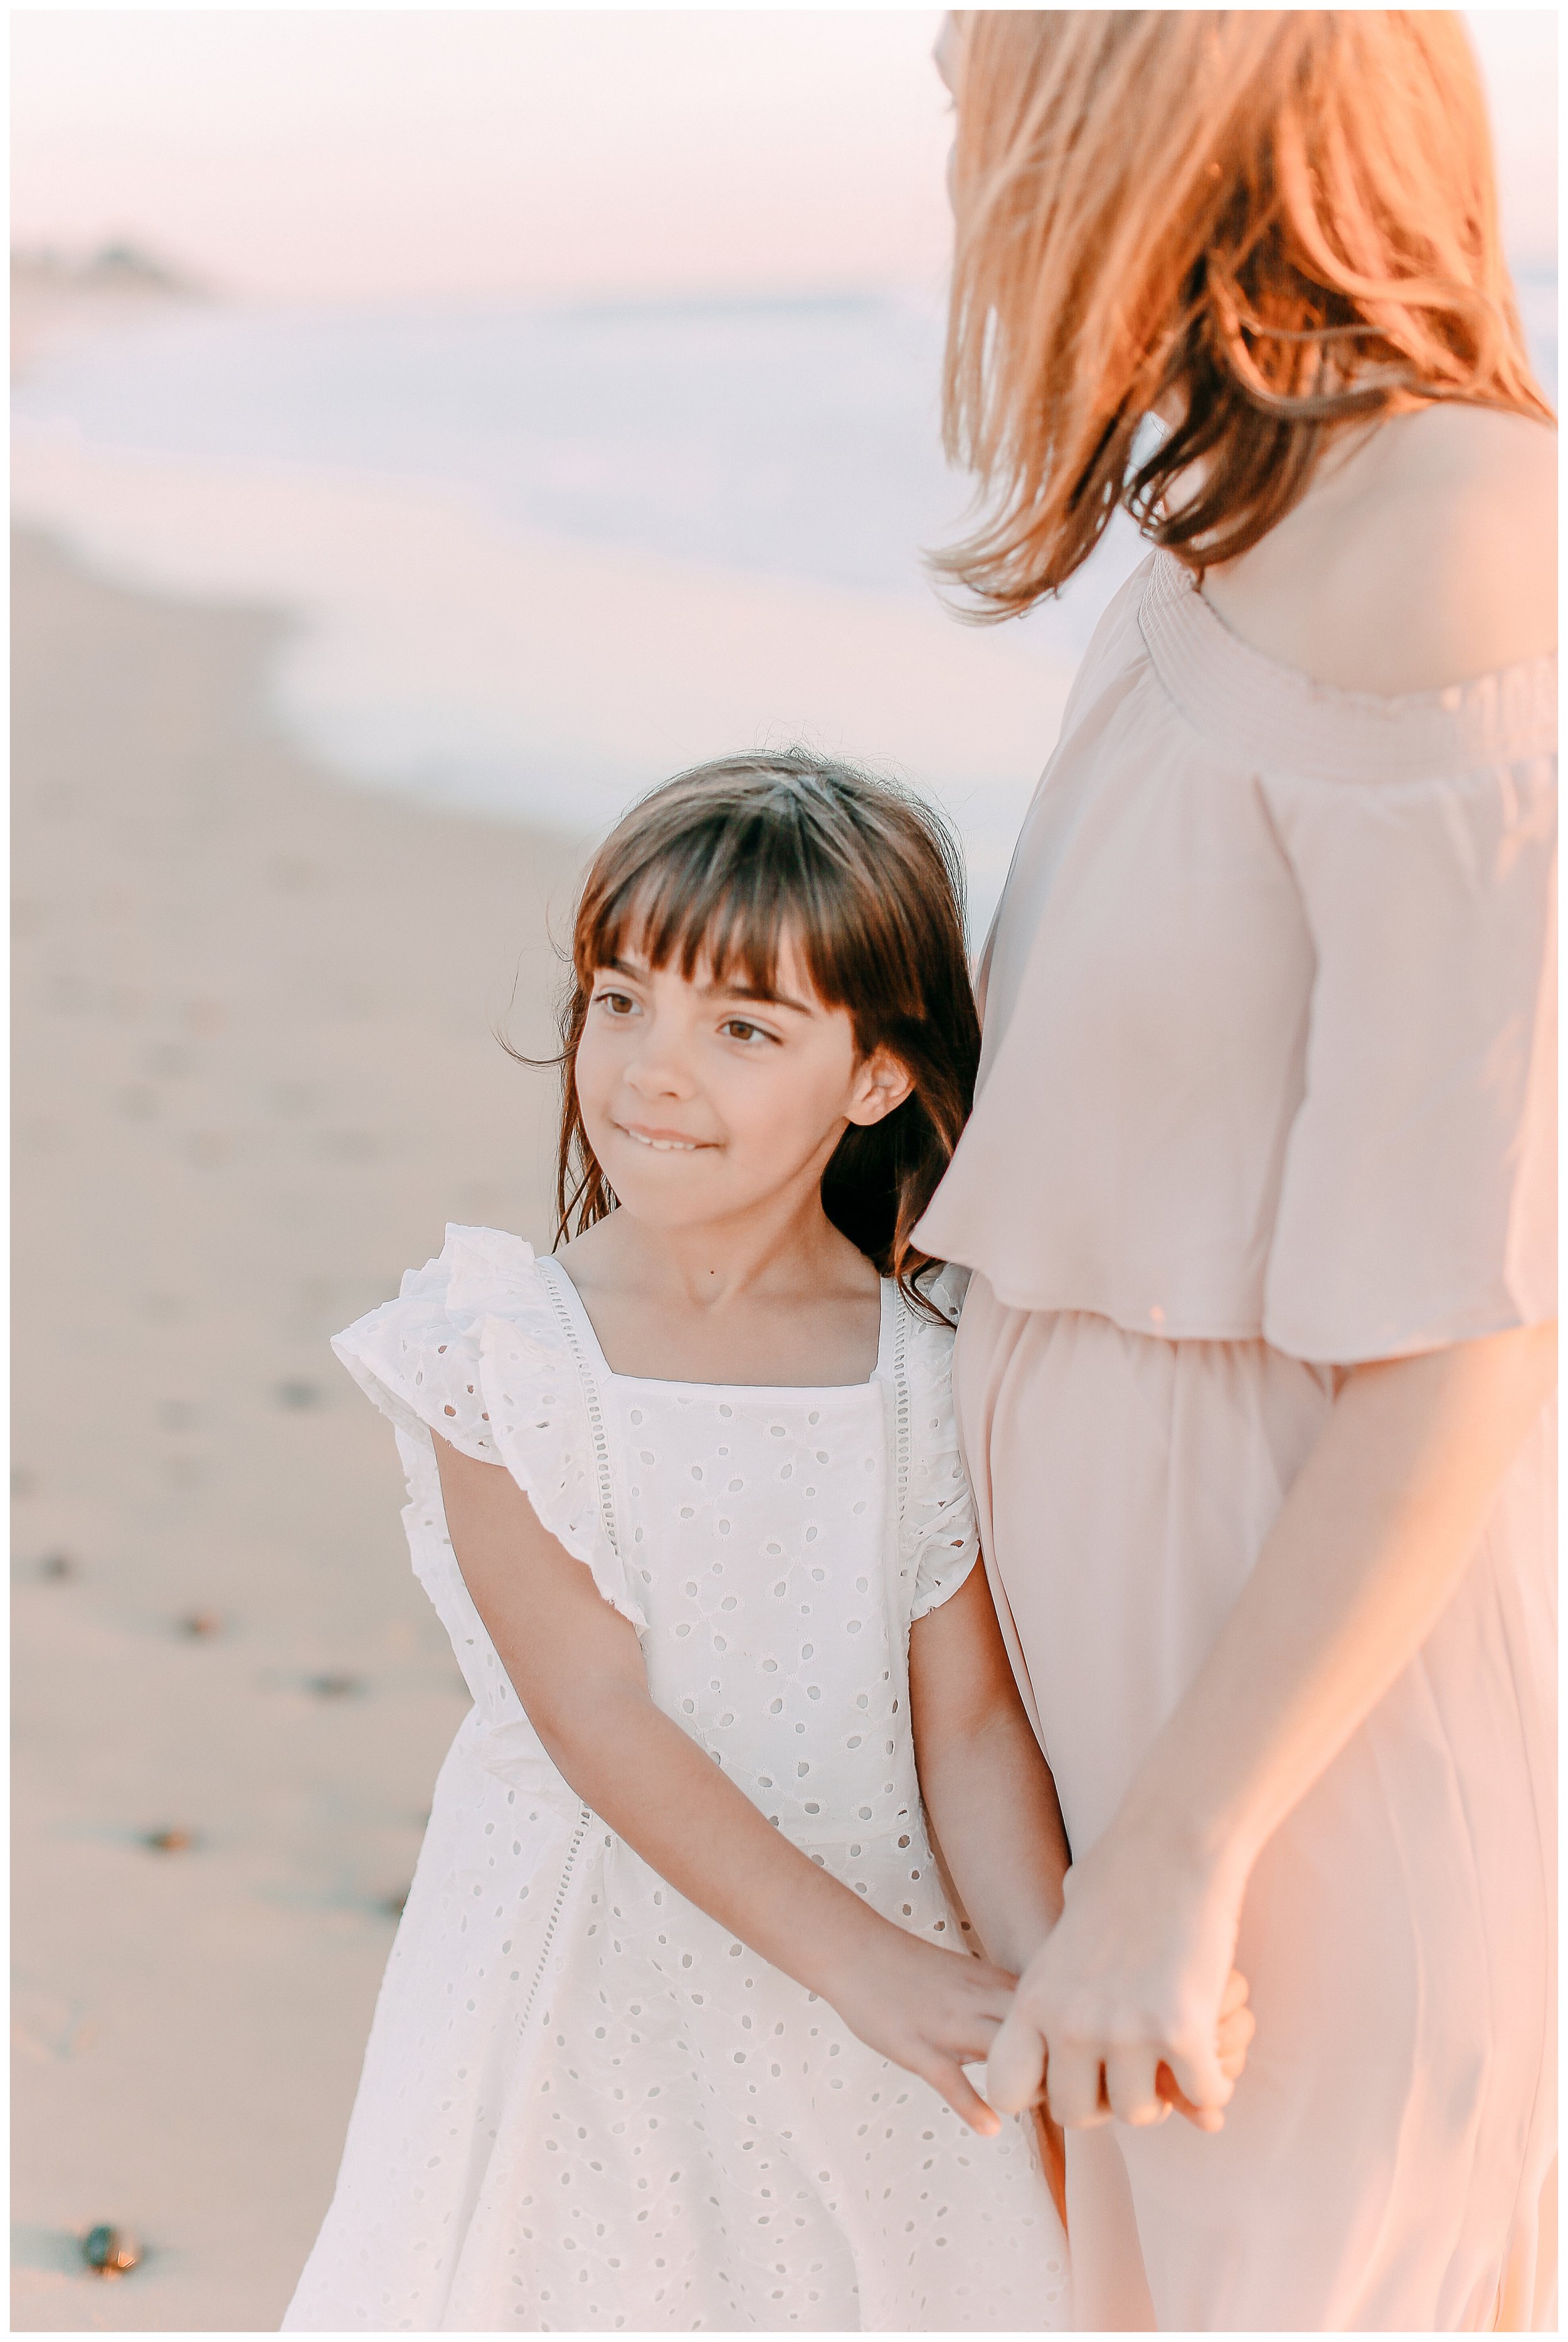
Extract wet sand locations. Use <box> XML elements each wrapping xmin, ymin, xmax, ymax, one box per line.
<box><xmin>12</xmin><ymin>527</ymin><xmax>583</xmax><ymax>2329</ymax></box>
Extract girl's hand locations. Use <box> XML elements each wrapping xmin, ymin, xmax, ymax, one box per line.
<box><xmin>985</xmin><ymin>1821</ymin><xmax>1246</xmax><ymax>2130</ymax></box>
<box><xmin>1031</xmin><ymin>2105</ymin><xmax>1069</xmax><ymax>2228</ymax></box>
<box><xmin>1149</xmin><ymin>1966</ymin><xmax>1256</xmax><ymax>2129</ymax></box>
<box><xmin>821</xmin><ymin>1926</ymin><xmax>1020</xmax><ymax>2136</ymax></box>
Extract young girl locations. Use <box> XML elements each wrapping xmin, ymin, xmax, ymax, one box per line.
<box><xmin>283</xmin><ymin>752</ymin><xmax>1242</xmax><ymax>2333</ymax></box>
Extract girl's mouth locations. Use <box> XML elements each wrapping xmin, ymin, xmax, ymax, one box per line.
<box><xmin>617</xmin><ymin>1122</ymin><xmax>707</xmax><ymax>1153</ymax></box>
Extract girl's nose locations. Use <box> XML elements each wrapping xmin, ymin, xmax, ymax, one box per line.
<box><xmin>623</xmin><ymin>1042</ymin><xmax>694</xmax><ymax>1099</ymax></box>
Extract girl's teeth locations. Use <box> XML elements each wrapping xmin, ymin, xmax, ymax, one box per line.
<box><xmin>626</xmin><ymin>1129</ymin><xmax>696</xmax><ymax>1151</ymax></box>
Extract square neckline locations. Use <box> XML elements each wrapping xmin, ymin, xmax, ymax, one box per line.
<box><xmin>536</xmin><ymin>1254</ymin><xmax>896</xmax><ymax>1396</ymax></box>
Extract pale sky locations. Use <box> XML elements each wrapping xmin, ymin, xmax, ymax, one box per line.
<box><xmin>10</xmin><ymin>9</ymin><xmax>1557</xmax><ymax>305</ymax></box>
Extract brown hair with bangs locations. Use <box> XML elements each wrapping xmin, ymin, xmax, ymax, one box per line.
<box><xmin>539</xmin><ymin>750</ymin><xmax>980</xmax><ymax>1310</ymax></box>
<box><xmin>938</xmin><ymin>9</ymin><xmax>1553</xmax><ymax>614</ymax></box>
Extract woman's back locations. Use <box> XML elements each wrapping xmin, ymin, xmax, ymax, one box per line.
<box><xmin>1202</xmin><ymin>404</ymin><xmax>1556</xmax><ymax>694</ymax></box>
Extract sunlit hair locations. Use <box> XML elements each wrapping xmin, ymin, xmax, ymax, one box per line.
<box><xmin>937</xmin><ymin>9</ymin><xmax>1553</xmax><ymax>612</ymax></box>
<box><xmin>525</xmin><ymin>752</ymin><xmax>980</xmax><ymax>1311</ymax></box>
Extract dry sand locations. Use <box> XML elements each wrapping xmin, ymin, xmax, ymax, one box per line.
<box><xmin>12</xmin><ymin>527</ymin><xmax>586</xmax><ymax>2329</ymax></box>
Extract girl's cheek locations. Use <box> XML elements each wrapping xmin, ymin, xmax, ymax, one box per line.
<box><xmin>573</xmin><ymin>1026</ymin><xmax>615</xmax><ymax>1116</ymax></box>
<box><xmin>733</xmin><ymin>1061</ymin><xmax>829</xmax><ymax>1159</ymax></box>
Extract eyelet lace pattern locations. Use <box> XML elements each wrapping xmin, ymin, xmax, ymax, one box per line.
<box><xmin>285</xmin><ymin>1229</ymin><xmax>1068</xmax><ymax>2333</ymax></box>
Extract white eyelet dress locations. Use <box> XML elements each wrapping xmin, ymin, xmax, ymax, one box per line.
<box><xmin>281</xmin><ymin>1225</ymin><xmax>1069</xmax><ymax>2334</ymax></box>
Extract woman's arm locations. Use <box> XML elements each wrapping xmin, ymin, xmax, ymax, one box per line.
<box><xmin>987</xmin><ymin>1320</ymin><xmax>1557</xmax><ymax>2129</ymax></box>
<box><xmin>913</xmin><ymin>1562</ymin><xmax>1256</xmax><ymax>2168</ymax></box>
<box><xmin>433</xmin><ymin>1433</ymin><xmax>1018</xmax><ymax>2133</ymax></box>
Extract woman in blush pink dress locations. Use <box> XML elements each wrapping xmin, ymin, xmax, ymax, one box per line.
<box><xmin>916</xmin><ymin>13</ymin><xmax>1556</xmax><ymax>2331</ymax></box>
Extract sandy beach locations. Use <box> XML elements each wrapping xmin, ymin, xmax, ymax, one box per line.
<box><xmin>12</xmin><ymin>527</ymin><xmax>583</xmax><ymax>2329</ymax></box>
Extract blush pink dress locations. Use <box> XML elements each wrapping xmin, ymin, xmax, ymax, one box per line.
<box><xmin>916</xmin><ymin>550</ymin><xmax>1557</xmax><ymax>2331</ymax></box>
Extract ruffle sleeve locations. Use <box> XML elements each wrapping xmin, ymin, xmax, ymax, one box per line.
<box><xmin>332</xmin><ymin>1224</ymin><xmax>645</xmax><ymax>1629</ymax></box>
<box><xmin>1260</xmin><ymin>753</ymin><xmax>1556</xmax><ymax>1363</ymax></box>
<box><xmin>901</xmin><ymin>1273</ymin><xmax>982</xmax><ymax>1623</ymax></box>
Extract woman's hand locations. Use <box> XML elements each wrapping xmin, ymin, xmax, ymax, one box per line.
<box><xmin>1021</xmin><ymin>1968</ymin><xmax>1254</xmax><ymax>2229</ymax></box>
<box><xmin>986</xmin><ymin>1820</ymin><xmax>1246</xmax><ymax>2129</ymax></box>
<box><xmin>1156</xmin><ymin>1966</ymin><xmax>1255</xmax><ymax>2127</ymax></box>
<box><xmin>822</xmin><ymin>1927</ymin><xmax>1020</xmax><ymax>2136</ymax></box>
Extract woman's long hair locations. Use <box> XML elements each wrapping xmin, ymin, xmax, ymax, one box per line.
<box><xmin>937</xmin><ymin>9</ymin><xmax>1552</xmax><ymax>612</ymax></box>
<box><xmin>520</xmin><ymin>751</ymin><xmax>982</xmax><ymax>1313</ymax></box>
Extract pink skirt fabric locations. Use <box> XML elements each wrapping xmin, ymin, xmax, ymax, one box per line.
<box><xmin>954</xmin><ymin>1278</ymin><xmax>1557</xmax><ymax>2332</ymax></box>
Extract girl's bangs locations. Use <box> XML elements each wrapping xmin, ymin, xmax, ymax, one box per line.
<box><xmin>580</xmin><ymin>830</ymin><xmax>852</xmax><ymax>1010</ymax></box>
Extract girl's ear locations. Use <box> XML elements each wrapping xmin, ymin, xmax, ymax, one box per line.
<box><xmin>845</xmin><ymin>1046</ymin><xmax>915</xmax><ymax>1128</ymax></box>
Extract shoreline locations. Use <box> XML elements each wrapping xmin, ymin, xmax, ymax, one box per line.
<box><xmin>13</xmin><ymin>525</ymin><xmax>582</xmax><ymax>2330</ymax></box>
<box><xmin>9</xmin><ymin>285</ymin><xmax>1104</xmax><ymax>940</ymax></box>
<box><xmin>8</xmin><ymin>417</ymin><xmax>1083</xmax><ymax>941</ymax></box>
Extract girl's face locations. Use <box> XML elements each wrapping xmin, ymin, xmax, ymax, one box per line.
<box><xmin>575</xmin><ymin>937</ymin><xmax>913</xmax><ymax>1236</ymax></box>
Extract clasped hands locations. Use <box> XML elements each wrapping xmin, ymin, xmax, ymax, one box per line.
<box><xmin>987</xmin><ymin>1828</ymin><xmax>1254</xmax><ymax>2135</ymax></box>
<box><xmin>829</xmin><ymin>1828</ymin><xmax>1254</xmax><ymax>2151</ymax></box>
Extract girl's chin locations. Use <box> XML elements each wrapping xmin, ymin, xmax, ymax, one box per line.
<box><xmin>597</xmin><ymin>1154</ymin><xmax>724</xmax><ymax>1212</ymax></box>
<box><xmin>598</xmin><ymin>1162</ymin><xmax>780</xmax><ymax>1231</ymax></box>
<box><xmin>612</xmin><ymin>1197</ymin><xmax>756</xmax><ymax>1243</ymax></box>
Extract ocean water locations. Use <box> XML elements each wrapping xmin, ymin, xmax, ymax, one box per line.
<box><xmin>11</xmin><ymin>274</ymin><xmax>1556</xmax><ymax>936</ymax></box>
<box><xmin>9</xmin><ymin>289</ymin><xmax>1148</xmax><ymax>935</ymax></box>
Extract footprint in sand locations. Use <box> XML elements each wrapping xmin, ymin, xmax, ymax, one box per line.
<box><xmin>304</xmin><ymin>1672</ymin><xmax>364</xmax><ymax>1699</ymax></box>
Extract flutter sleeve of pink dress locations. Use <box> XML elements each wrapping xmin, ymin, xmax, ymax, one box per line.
<box><xmin>917</xmin><ymin>551</ymin><xmax>1557</xmax><ymax>2332</ymax></box>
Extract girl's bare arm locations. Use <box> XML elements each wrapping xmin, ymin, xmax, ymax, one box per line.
<box><xmin>433</xmin><ymin>1433</ymin><xmax>1017</xmax><ymax>2133</ymax></box>
<box><xmin>909</xmin><ymin>1566</ymin><xmax>1071</xmax><ymax>1974</ymax></box>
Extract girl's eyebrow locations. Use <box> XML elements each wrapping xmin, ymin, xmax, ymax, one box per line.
<box><xmin>701</xmin><ymin>977</ymin><xmax>812</xmax><ymax>1015</ymax></box>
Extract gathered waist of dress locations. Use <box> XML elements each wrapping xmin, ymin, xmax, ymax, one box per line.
<box><xmin>957</xmin><ymin>1282</ymin><xmax>1347</xmax><ymax>1393</ymax></box>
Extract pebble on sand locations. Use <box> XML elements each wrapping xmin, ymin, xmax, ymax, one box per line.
<box><xmin>144</xmin><ymin>1827</ymin><xmax>197</xmax><ymax>1853</ymax></box>
<box><xmin>82</xmin><ymin>2225</ymin><xmax>142</xmax><ymax>2277</ymax></box>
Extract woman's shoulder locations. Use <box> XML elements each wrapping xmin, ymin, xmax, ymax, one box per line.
<box><xmin>1203</xmin><ymin>406</ymin><xmax>1557</xmax><ymax>697</ymax></box>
